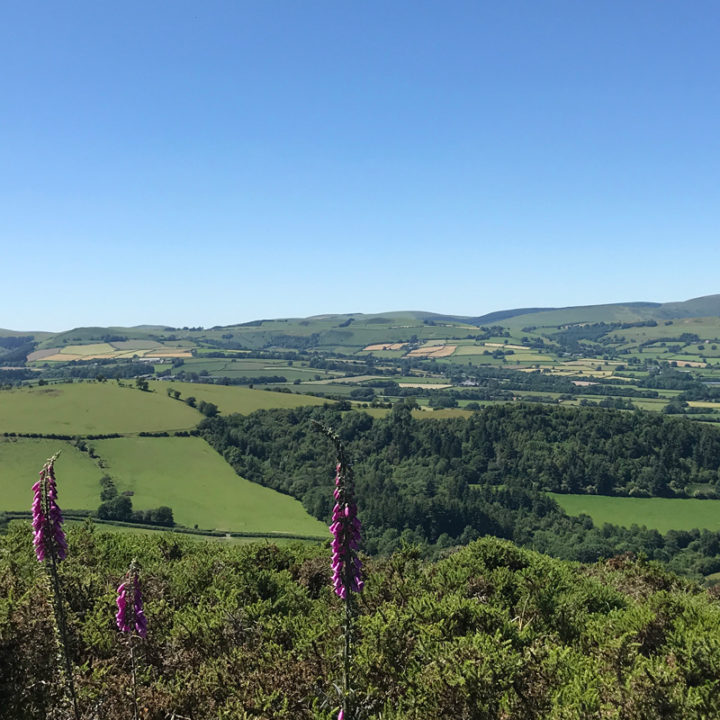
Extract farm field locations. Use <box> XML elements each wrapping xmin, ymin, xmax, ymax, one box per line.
<box><xmin>294</xmin><ymin>382</ymin><xmax>357</xmax><ymax>396</ymax></box>
<box><xmin>0</xmin><ymin>437</ymin><xmax>102</xmax><ymax>511</ymax></box>
<box><xmin>93</xmin><ymin>436</ymin><xmax>327</xmax><ymax>535</ymax></box>
<box><xmin>28</xmin><ymin>340</ymin><xmax>192</xmax><ymax>362</ymax></box>
<box><xmin>60</xmin><ymin>521</ymin><xmax>320</xmax><ymax>545</ymax></box>
<box><xmin>152</xmin><ymin>380</ymin><xmax>329</xmax><ymax>414</ymax></box>
<box><xmin>0</xmin><ymin>382</ymin><xmax>201</xmax><ymax>434</ymax></box>
<box><xmin>550</xmin><ymin>493</ymin><xmax>720</xmax><ymax>533</ymax></box>
<box><xmin>173</xmin><ymin>357</ymin><xmax>343</xmax><ymax>383</ymax></box>
<box><xmin>353</xmin><ymin>407</ymin><xmax>473</xmax><ymax>420</ymax></box>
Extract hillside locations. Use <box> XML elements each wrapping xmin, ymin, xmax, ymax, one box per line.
<box><xmin>0</xmin><ymin>382</ymin><xmax>334</xmax><ymax>536</ymax></box>
<box><xmin>2</xmin><ymin>525</ymin><xmax>719</xmax><ymax>719</ymax></box>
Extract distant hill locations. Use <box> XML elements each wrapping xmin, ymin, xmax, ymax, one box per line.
<box><xmin>655</xmin><ymin>294</ymin><xmax>720</xmax><ymax>319</ymax></box>
<box><xmin>7</xmin><ymin>293</ymin><xmax>720</xmax><ymax>361</ymax></box>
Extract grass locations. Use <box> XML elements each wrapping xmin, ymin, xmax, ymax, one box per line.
<box><xmin>0</xmin><ymin>381</ymin><xmax>330</xmax><ymax>436</ymax></box>
<box><xmin>0</xmin><ymin>382</ymin><xmax>201</xmax><ymax>434</ymax></box>
<box><xmin>0</xmin><ymin>437</ymin><xmax>102</xmax><ymax>511</ymax></box>
<box><xmin>550</xmin><ymin>492</ymin><xmax>720</xmax><ymax>533</ymax></box>
<box><xmin>93</xmin><ymin>436</ymin><xmax>327</xmax><ymax>535</ymax></box>
<box><xmin>412</xmin><ymin>408</ymin><xmax>474</xmax><ymax>419</ymax></box>
<box><xmin>153</xmin><ymin>380</ymin><xmax>329</xmax><ymax>414</ymax></box>
<box><xmin>59</xmin><ymin>342</ymin><xmax>115</xmax><ymax>356</ymax></box>
<box><xmin>59</xmin><ymin>520</ymin><xmax>321</xmax><ymax>545</ymax></box>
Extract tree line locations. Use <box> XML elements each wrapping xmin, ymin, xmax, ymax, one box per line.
<box><xmin>198</xmin><ymin>402</ymin><xmax>720</xmax><ymax>579</ymax></box>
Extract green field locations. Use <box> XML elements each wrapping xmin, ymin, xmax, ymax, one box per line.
<box><xmin>61</xmin><ymin>520</ymin><xmax>320</xmax><ymax>545</ymax></box>
<box><xmin>94</xmin><ymin>436</ymin><xmax>326</xmax><ymax>535</ymax></box>
<box><xmin>550</xmin><ymin>493</ymin><xmax>720</xmax><ymax>533</ymax></box>
<box><xmin>153</xmin><ymin>380</ymin><xmax>329</xmax><ymax>414</ymax></box>
<box><xmin>0</xmin><ymin>381</ymin><xmax>330</xmax><ymax>436</ymax></box>
<box><xmin>0</xmin><ymin>437</ymin><xmax>102</xmax><ymax>511</ymax></box>
<box><xmin>0</xmin><ymin>382</ymin><xmax>201</xmax><ymax>434</ymax></box>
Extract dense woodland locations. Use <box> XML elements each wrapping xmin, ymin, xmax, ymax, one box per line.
<box><xmin>2</xmin><ymin>525</ymin><xmax>720</xmax><ymax>719</ymax></box>
<box><xmin>200</xmin><ymin>404</ymin><xmax>720</xmax><ymax>579</ymax></box>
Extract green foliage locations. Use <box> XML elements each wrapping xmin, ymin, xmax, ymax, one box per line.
<box><xmin>199</xmin><ymin>404</ymin><xmax>720</xmax><ymax>577</ymax></box>
<box><xmin>2</xmin><ymin>527</ymin><xmax>720</xmax><ymax>718</ymax></box>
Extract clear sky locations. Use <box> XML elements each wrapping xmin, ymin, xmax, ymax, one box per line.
<box><xmin>2</xmin><ymin>1</ymin><xmax>719</xmax><ymax>331</ymax></box>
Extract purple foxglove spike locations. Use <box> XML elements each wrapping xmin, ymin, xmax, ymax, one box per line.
<box><xmin>32</xmin><ymin>458</ymin><xmax>67</xmax><ymax>563</ymax></box>
<box><xmin>328</xmin><ymin>453</ymin><xmax>363</xmax><ymax>600</ymax></box>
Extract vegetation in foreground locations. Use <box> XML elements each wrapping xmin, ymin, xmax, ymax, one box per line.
<box><xmin>2</xmin><ymin>524</ymin><xmax>719</xmax><ymax>719</ymax></box>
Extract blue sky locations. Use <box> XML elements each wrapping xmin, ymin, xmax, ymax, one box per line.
<box><xmin>2</xmin><ymin>1</ymin><xmax>719</xmax><ymax>331</ymax></box>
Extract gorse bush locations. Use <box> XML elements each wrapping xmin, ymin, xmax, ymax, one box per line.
<box><xmin>5</xmin><ymin>431</ymin><xmax>720</xmax><ymax>719</ymax></box>
<box><xmin>2</xmin><ymin>524</ymin><xmax>720</xmax><ymax>718</ymax></box>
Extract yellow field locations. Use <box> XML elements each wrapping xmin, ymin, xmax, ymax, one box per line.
<box><xmin>363</xmin><ymin>343</ymin><xmax>408</xmax><ymax>351</ymax></box>
<box><xmin>407</xmin><ymin>345</ymin><xmax>457</xmax><ymax>358</ymax></box>
<box><xmin>517</xmin><ymin>358</ymin><xmax>624</xmax><ymax>379</ymax></box>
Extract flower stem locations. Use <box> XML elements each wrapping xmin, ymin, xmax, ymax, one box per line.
<box><xmin>47</xmin><ymin>539</ymin><xmax>80</xmax><ymax>720</ymax></box>
<box><xmin>130</xmin><ymin>634</ymin><xmax>139</xmax><ymax>720</ymax></box>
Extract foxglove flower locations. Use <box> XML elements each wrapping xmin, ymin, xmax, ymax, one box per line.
<box><xmin>116</xmin><ymin>565</ymin><xmax>147</xmax><ymax>638</ymax></box>
<box><xmin>32</xmin><ymin>458</ymin><xmax>68</xmax><ymax>562</ymax></box>
<box><xmin>330</xmin><ymin>462</ymin><xmax>364</xmax><ymax>598</ymax></box>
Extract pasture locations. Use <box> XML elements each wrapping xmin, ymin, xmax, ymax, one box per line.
<box><xmin>94</xmin><ymin>436</ymin><xmax>327</xmax><ymax>535</ymax></box>
<box><xmin>550</xmin><ymin>493</ymin><xmax>720</xmax><ymax>533</ymax></box>
<box><xmin>0</xmin><ymin>382</ymin><xmax>200</xmax><ymax>434</ymax></box>
<box><xmin>0</xmin><ymin>437</ymin><xmax>102</xmax><ymax>511</ymax></box>
<box><xmin>152</xmin><ymin>380</ymin><xmax>329</xmax><ymax>414</ymax></box>
<box><xmin>172</xmin><ymin>357</ymin><xmax>342</xmax><ymax>383</ymax></box>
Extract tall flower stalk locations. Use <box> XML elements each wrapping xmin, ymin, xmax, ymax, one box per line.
<box><xmin>32</xmin><ymin>454</ymin><xmax>79</xmax><ymax>720</ymax></box>
<box><xmin>314</xmin><ymin>422</ymin><xmax>363</xmax><ymax>720</ymax></box>
<box><xmin>116</xmin><ymin>560</ymin><xmax>147</xmax><ymax>720</ymax></box>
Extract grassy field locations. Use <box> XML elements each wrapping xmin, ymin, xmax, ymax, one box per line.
<box><xmin>0</xmin><ymin>382</ymin><xmax>201</xmax><ymax>434</ymax></box>
<box><xmin>550</xmin><ymin>493</ymin><xmax>720</xmax><ymax>533</ymax></box>
<box><xmin>0</xmin><ymin>381</ymin><xmax>331</xmax><ymax>437</ymax></box>
<box><xmin>60</xmin><ymin>521</ymin><xmax>320</xmax><ymax>545</ymax></box>
<box><xmin>0</xmin><ymin>437</ymin><xmax>102</xmax><ymax>511</ymax></box>
<box><xmin>94</xmin><ymin>436</ymin><xmax>327</xmax><ymax>535</ymax></box>
<box><xmin>152</xmin><ymin>380</ymin><xmax>329</xmax><ymax>414</ymax></box>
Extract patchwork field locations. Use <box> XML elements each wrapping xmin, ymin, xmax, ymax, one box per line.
<box><xmin>550</xmin><ymin>493</ymin><xmax>720</xmax><ymax>533</ymax></box>
<box><xmin>0</xmin><ymin>437</ymin><xmax>102</xmax><ymax>511</ymax></box>
<box><xmin>407</xmin><ymin>344</ymin><xmax>457</xmax><ymax>358</ymax></box>
<box><xmin>363</xmin><ymin>343</ymin><xmax>408</xmax><ymax>351</ymax></box>
<box><xmin>94</xmin><ymin>436</ymin><xmax>326</xmax><ymax>535</ymax></box>
<box><xmin>0</xmin><ymin>382</ymin><xmax>201</xmax><ymax>434</ymax></box>
<box><xmin>28</xmin><ymin>341</ymin><xmax>192</xmax><ymax>362</ymax></box>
